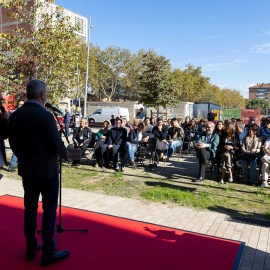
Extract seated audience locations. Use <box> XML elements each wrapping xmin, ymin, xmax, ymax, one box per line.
<box><xmin>241</xmin><ymin>124</ymin><xmax>261</xmax><ymax>185</ymax></box>
<box><xmin>87</xmin><ymin>120</ymin><xmax>111</xmax><ymax>167</ymax></box>
<box><xmin>167</xmin><ymin>118</ymin><xmax>171</xmax><ymax>127</ymax></box>
<box><xmin>164</xmin><ymin>118</ymin><xmax>184</xmax><ymax>159</ymax></box>
<box><xmin>131</xmin><ymin>118</ymin><xmax>140</xmax><ymax>130</ymax></box>
<box><xmin>177</xmin><ymin>118</ymin><xmax>182</xmax><ymax>127</ymax></box>
<box><xmin>183</xmin><ymin>116</ymin><xmax>191</xmax><ymax>130</ymax></box>
<box><xmin>152</xmin><ymin>118</ymin><xmax>168</xmax><ymax>151</ymax></box>
<box><xmin>189</xmin><ymin>119</ymin><xmax>197</xmax><ymax>131</ymax></box>
<box><xmin>215</xmin><ymin>121</ymin><xmax>224</xmax><ymax>136</ymax></box>
<box><xmin>197</xmin><ymin>119</ymin><xmax>206</xmax><ymax>133</ymax></box>
<box><xmin>236</xmin><ymin>121</ymin><xmax>245</xmax><ymax>144</ymax></box>
<box><xmin>72</xmin><ymin>118</ymin><xmax>92</xmax><ymax>165</ymax></box>
<box><xmin>194</xmin><ymin>122</ymin><xmax>220</xmax><ymax>182</ymax></box>
<box><xmin>101</xmin><ymin>118</ymin><xmax>127</xmax><ymax>170</ymax></box>
<box><xmin>150</xmin><ymin>117</ymin><xmax>156</xmax><ymax>126</ymax></box>
<box><xmin>219</xmin><ymin>123</ymin><xmax>239</xmax><ymax>184</ymax></box>
<box><xmin>260</xmin><ymin>137</ymin><xmax>270</xmax><ymax>188</ymax></box>
<box><xmin>260</xmin><ymin>119</ymin><xmax>270</xmax><ymax>142</ymax></box>
<box><xmin>145</xmin><ymin>117</ymin><xmax>153</xmax><ymax>133</ymax></box>
<box><xmin>231</xmin><ymin>118</ymin><xmax>237</xmax><ymax>125</ymax></box>
<box><xmin>121</xmin><ymin>122</ymin><xmax>150</xmax><ymax>169</ymax></box>
<box><xmin>121</xmin><ymin>118</ymin><xmax>130</xmax><ymax>136</ymax></box>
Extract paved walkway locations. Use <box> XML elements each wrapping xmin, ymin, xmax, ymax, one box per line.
<box><xmin>1</xmin><ymin>177</ymin><xmax>269</xmax><ymax>270</ymax></box>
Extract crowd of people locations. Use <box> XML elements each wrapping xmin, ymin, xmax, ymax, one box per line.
<box><xmin>64</xmin><ymin>108</ymin><xmax>270</xmax><ymax>189</ymax></box>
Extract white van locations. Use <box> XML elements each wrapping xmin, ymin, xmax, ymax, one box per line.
<box><xmin>88</xmin><ymin>107</ymin><xmax>129</xmax><ymax>124</ymax></box>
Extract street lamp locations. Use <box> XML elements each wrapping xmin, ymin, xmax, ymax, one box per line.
<box><xmin>74</xmin><ymin>63</ymin><xmax>80</xmax><ymax>116</ymax></box>
<box><xmin>84</xmin><ymin>16</ymin><xmax>94</xmax><ymax>118</ymax></box>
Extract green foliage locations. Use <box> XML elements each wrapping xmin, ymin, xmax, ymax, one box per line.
<box><xmin>0</xmin><ymin>0</ymin><xmax>82</xmax><ymax>103</ymax></box>
<box><xmin>250</xmin><ymin>99</ymin><xmax>270</xmax><ymax>109</ymax></box>
<box><xmin>138</xmin><ymin>51</ymin><xmax>178</xmax><ymax>108</ymax></box>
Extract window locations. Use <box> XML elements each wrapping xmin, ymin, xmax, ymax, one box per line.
<box><xmin>256</xmin><ymin>88</ymin><xmax>269</xmax><ymax>92</ymax></box>
<box><xmin>94</xmin><ymin>109</ymin><xmax>102</xmax><ymax>115</ymax></box>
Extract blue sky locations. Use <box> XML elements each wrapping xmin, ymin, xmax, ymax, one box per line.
<box><xmin>55</xmin><ymin>0</ymin><xmax>270</xmax><ymax>98</ymax></box>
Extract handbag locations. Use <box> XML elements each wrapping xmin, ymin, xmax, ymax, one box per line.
<box><xmin>262</xmin><ymin>154</ymin><xmax>270</xmax><ymax>163</ymax></box>
<box><xmin>241</xmin><ymin>152</ymin><xmax>257</xmax><ymax>161</ymax></box>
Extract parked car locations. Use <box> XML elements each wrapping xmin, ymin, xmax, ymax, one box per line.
<box><xmin>88</xmin><ymin>107</ymin><xmax>130</xmax><ymax>125</ymax></box>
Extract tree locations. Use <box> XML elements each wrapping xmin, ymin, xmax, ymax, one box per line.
<box><xmin>138</xmin><ymin>51</ymin><xmax>178</xmax><ymax>108</ymax></box>
<box><xmin>250</xmin><ymin>99</ymin><xmax>270</xmax><ymax>109</ymax></box>
<box><xmin>94</xmin><ymin>46</ymin><xmax>131</xmax><ymax>102</ymax></box>
<box><xmin>172</xmin><ymin>64</ymin><xmax>210</xmax><ymax>103</ymax></box>
<box><xmin>0</xmin><ymin>0</ymin><xmax>81</xmax><ymax>103</ymax></box>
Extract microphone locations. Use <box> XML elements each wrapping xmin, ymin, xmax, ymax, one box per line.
<box><xmin>45</xmin><ymin>103</ymin><xmax>62</xmax><ymax>115</ymax></box>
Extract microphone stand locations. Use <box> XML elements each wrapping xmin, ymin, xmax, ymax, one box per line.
<box><xmin>37</xmin><ymin>109</ymin><xmax>87</xmax><ymax>248</ymax></box>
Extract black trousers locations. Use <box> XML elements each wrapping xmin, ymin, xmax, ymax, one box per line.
<box><xmin>196</xmin><ymin>147</ymin><xmax>213</xmax><ymax>178</ymax></box>
<box><xmin>101</xmin><ymin>144</ymin><xmax>121</xmax><ymax>167</ymax></box>
<box><xmin>93</xmin><ymin>141</ymin><xmax>104</xmax><ymax>162</ymax></box>
<box><xmin>73</xmin><ymin>144</ymin><xmax>88</xmax><ymax>163</ymax></box>
<box><xmin>23</xmin><ymin>175</ymin><xmax>59</xmax><ymax>256</ymax></box>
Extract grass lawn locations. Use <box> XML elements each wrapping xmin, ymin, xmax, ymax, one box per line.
<box><xmin>5</xmin><ymin>154</ymin><xmax>270</xmax><ymax>221</ymax></box>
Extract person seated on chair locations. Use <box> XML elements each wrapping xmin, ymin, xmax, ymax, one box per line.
<box><xmin>163</xmin><ymin>118</ymin><xmax>184</xmax><ymax>160</ymax></box>
<box><xmin>214</xmin><ymin>121</ymin><xmax>224</xmax><ymax>136</ymax></box>
<box><xmin>121</xmin><ymin>122</ymin><xmax>150</xmax><ymax>169</ymax></box>
<box><xmin>144</xmin><ymin>117</ymin><xmax>153</xmax><ymax>134</ymax></box>
<box><xmin>87</xmin><ymin>120</ymin><xmax>111</xmax><ymax>167</ymax></box>
<box><xmin>72</xmin><ymin>118</ymin><xmax>92</xmax><ymax>165</ymax></box>
<box><xmin>260</xmin><ymin>136</ymin><xmax>270</xmax><ymax>188</ymax></box>
<box><xmin>260</xmin><ymin>119</ymin><xmax>270</xmax><ymax>143</ymax></box>
<box><xmin>219</xmin><ymin>123</ymin><xmax>240</xmax><ymax>184</ymax></box>
<box><xmin>152</xmin><ymin>118</ymin><xmax>168</xmax><ymax>154</ymax></box>
<box><xmin>101</xmin><ymin>118</ymin><xmax>127</xmax><ymax>170</ymax></box>
<box><xmin>241</xmin><ymin>124</ymin><xmax>261</xmax><ymax>185</ymax></box>
<box><xmin>193</xmin><ymin>122</ymin><xmax>220</xmax><ymax>182</ymax></box>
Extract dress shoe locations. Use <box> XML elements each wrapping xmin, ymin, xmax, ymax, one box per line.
<box><xmin>130</xmin><ymin>160</ymin><xmax>135</xmax><ymax>167</ymax></box>
<box><xmin>26</xmin><ymin>241</ymin><xmax>41</xmax><ymax>261</ymax></box>
<box><xmin>193</xmin><ymin>177</ymin><xmax>205</xmax><ymax>182</ymax></box>
<box><xmin>86</xmin><ymin>152</ymin><xmax>94</xmax><ymax>160</ymax></box>
<box><xmin>8</xmin><ymin>166</ymin><xmax>16</xmax><ymax>172</ymax></box>
<box><xmin>41</xmin><ymin>249</ymin><xmax>70</xmax><ymax>266</ymax></box>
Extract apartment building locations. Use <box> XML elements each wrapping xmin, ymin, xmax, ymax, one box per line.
<box><xmin>249</xmin><ymin>83</ymin><xmax>270</xmax><ymax>102</ymax></box>
<box><xmin>0</xmin><ymin>0</ymin><xmax>88</xmax><ymax>41</ymax></box>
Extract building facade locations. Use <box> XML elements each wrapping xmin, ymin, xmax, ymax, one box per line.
<box><xmin>249</xmin><ymin>83</ymin><xmax>270</xmax><ymax>102</ymax></box>
<box><xmin>0</xmin><ymin>0</ymin><xmax>87</xmax><ymax>41</ymax></box>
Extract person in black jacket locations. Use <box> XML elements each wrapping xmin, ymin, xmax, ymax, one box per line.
<box><xmin>207</xmin><ymin>108</ymin><xmax>216</xmax><ymax>121</ymax></box>
<box><xmin>101</xmin><ymin>118</ymin><xmax>127</xmax><ymax>170</ymax></box>
<box><xmin>152</xmin><ymin>118</ymin><xmax>168</xmax><ymax>151</ymax></box>
<box><xmin>121</xmin><ymin>122</ymin><xmax>150</xmax><ymax>168</ymax></box>
<box><xmin>8</xmin><ymin>80</ymin><xmax>70</xmax><ymax>266</ymax></box>
<box><xmin>72</xmin><ymin>118</ymin><xmax>92</xmax><ymax>165</ymax></box>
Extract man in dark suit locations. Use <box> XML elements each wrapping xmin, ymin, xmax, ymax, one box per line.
<box><xmin>9</xmin><ymin>80</ymin><xmax>70</xmax><ymax>266</ymax></box>
<box><xmin>72</xmin><ymin>118</ymin><xmax>92</xmax><ymax>165</ymax></box>
<box><xmin>101</xmin><ymin>118</ymin><xmax>127</xmax><ymax>170</ymax></box>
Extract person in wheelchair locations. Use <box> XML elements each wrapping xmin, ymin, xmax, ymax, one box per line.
<box><xmin>193</xmin><ymin>122</ymin><xmax>220</xmax><ymax>182</ymax></box>
<box><xmin>72</xmin><ymin>118</ymin><xmax>92</xmax><ymax>165</ymax></box>
<box><xmin>163</xmin><ymin>118</ymin><xmax>184</xmax><ymax>160</ymax></box>
<box><xmin>121</xmin><ymin>122</ymin><xmax>150</xmax><ymax>169</ymax></box>
<box><xmin>241</xmin><ymin>124</ymin><xmax>261</xmax><ymax>185</ymax></box>
<box><xmin>219</xmin><ymin>123</ymin><xmax>240</xmax><ymax>184</ymax></box>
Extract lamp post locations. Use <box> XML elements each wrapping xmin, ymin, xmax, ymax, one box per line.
<box><xmin>84</xmin><ymin>16</ymin><xmax>94</xmax><ymax>118</ymax></box>
<box><xmin>74</xmin><ymin>63</ymin><xmax>80</xmax><ymax>118</ymax></box>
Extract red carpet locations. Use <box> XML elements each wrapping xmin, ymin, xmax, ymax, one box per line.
<box><xmin>0</xmin><ymin>195</ymin><xmax>244</xmax><ymax>270</ymax></box>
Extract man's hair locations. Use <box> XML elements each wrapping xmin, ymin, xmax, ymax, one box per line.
<box><xmin>17</xmin><ymin>98</ymin><xmax>25</xmax><ymax>106</ymax></box>
<box><xmin>26</xmin><ymin>79</ymin><xmax>47</xmax><ymax>100</ymax></box>
<box><xmin>145</xmin><ymin>117</ymin><xmax>150</xmax><ymax>120</ymax></box>
<box><xmin>236</xmin><ymin>121</ymin><xmax>245</xmax><ymax>129</ymax></box>
<box><xmin>140</xmin><ymin>107</ymin><xmax>143</xmax><ymax>110</ymax></box>
<box><xmin>157</xmin><ymin>117</ymin><xmax>163</xmax><ymax>122</ymax></box>
<box><xmin>116</xmin><ymin>118</ymin><xmax>122</xmax><ymax>123</ymax></box>
<box><xmin>122</xmin><ymin>118</ymin><xmax>127</xmax><ymax>122</ymax></box>
<box><xmin>206</xmin><ymin>122</ymin><xmax>215</xmax><ymax>128</ymax></box>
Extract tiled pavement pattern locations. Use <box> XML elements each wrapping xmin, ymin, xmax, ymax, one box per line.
<box><xmin>1</xmin><ymin>177</ymin><xmax>270</xmax><ymax>270</ymax></box>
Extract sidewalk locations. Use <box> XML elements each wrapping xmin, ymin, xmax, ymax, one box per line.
<box><xmin>1</xmin><ymin>177</ymin><xmax>269</xmax><ymax>270</ymax></box>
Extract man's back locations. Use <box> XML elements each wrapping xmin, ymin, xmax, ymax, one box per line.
<box><xmin>9</xmin><ymin>102</ymin><xmax>67</xmax><ymax>179</ymax></box>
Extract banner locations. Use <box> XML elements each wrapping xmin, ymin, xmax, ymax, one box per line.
<box><xmin>222</xmin><ymin>109</ymin><xmax>241</xmax><ymax>120</ymax></box>
<box><xmin>241</xmin><ymin>109</ymin><xmax>261</xmax><ymax>126</ymax></box>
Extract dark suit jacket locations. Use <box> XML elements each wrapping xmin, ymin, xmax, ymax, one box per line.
<box><xmin>129</xmin><ymin>129</ymin><xmax>152</xmax><ymax>144</ymax></box>
<box><xmin>152</xmin><ymin>125</ymin><xmax>168</xmax><ymax>141</ymax></box>
<box><xmin>73</xmin><ymin>126</ymin><xmax>92</xmax><ymax>146</ymax></box>
<box><xmin>9</xmin><ymin>102</ymin><xmax>68</xmax><ymax>179</ymax></box>
<box><xmin>108</xmin><ymin>127</ymin><xmax>127</xmax><ymax>146</ymax></box>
